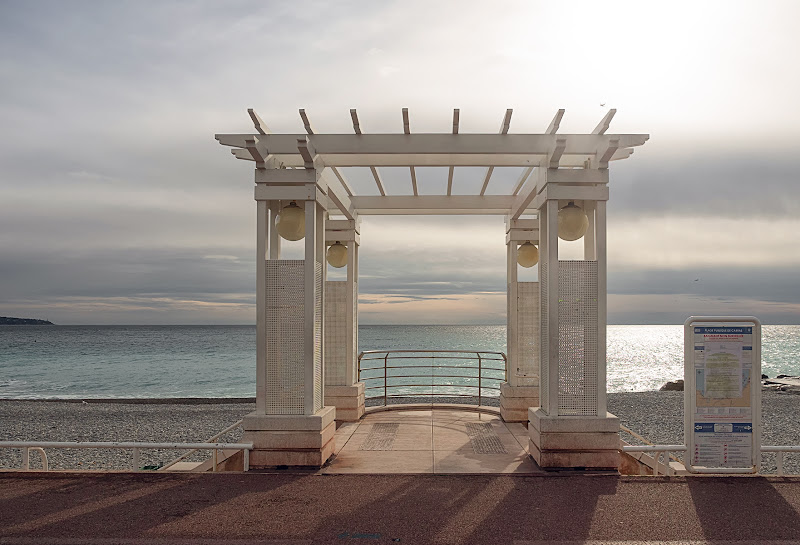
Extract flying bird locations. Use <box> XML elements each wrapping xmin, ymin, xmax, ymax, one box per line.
<box><xmin>600</xmin><ymin>103</ymin><xmax>606</xmax><ymax>107</ymax></box>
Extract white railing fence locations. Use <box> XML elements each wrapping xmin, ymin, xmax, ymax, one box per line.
<box><xmin>160</xmin><ymin>419</ymin><xmax>244</xmax><ymax>471</ymax></box>
<box><xmin>622</xmin><ymin>444</ymin><xmax>800</xmax><ymax>476</ymax></box>
<box><xmin>0</xmin><ymin>441</ymin><xmax>253</xmax><ymax>472</ymax></box>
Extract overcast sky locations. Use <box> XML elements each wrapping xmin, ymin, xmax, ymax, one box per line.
<box><xmin>1</xmin><ymin>0</ymin><xmax>799</xmax><ymax>325</ymax></box>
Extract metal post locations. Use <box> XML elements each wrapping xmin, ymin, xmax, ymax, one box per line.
<box><xmin>36</xmin><ymin>448</ymin><xmax>48</xmax><ymax>471</ymax></box>
<box><xmin>243</xmin><ymin>448</ymin><xmax>250</xmax><ymax>472</ymax></box>
<box><xmin>213</xmin><ymin>449</ymin><xmax>218</xmax><ymax>472</ymax></box>
<box><xmin>431</xmin><ymin>353</ymin><xmax>435</xmax><ymax>400</ymax></box>
<box><xmin>132</xmin><ymin>448</ymin><xmax>140</xmax><ymax>471</ymax></box>
<box><xmin>22</xmin><ymin>447</ymin><xmax>29</xmax><ymax>470</ymax></box>
<box><xmin>478</xmin><ymin>352</ymin><xmax>483</xmax><ymax>407</ymax></box>
<box><xmin>384</xmin><ymin>353</ymin><xmax>388</xmax><ymax>406</ymax></box>
<box><xmin>777</xmin><ymin>452</ymin><xmax>784</xmax><ymax>476</ymax></box>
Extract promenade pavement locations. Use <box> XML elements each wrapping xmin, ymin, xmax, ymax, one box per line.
<box><xmin>2</xmin><ymin>472</ymin><xmax>800</xmax><ymax>544</ymax></box>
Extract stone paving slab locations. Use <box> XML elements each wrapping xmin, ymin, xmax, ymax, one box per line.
<box><xmin>325</xmin><ymin>408</ymin><xmax>544</xmax><ymax>474</ymax></box>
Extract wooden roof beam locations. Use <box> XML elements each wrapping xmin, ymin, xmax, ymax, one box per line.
<box><xmin>593</xmin><ymin>109</ymin><xmax>616</xmax><ymax>135</ymax></box>
<box><xmin>320</xmin><ymin>168</ymin><xmax>357</xmax><ymax>220</ymax></box>
<box><xmin>510</xmin><ymin>168</ymin><xmax>542</xmax><ymax>220</ymax></box>
<box><xmin>299</xmin><ymin>108</ymin><xmax>354</xmax><ymax>196</ymax></box>
<box><xmin>299</xmin><ymin>109</ymin><xmax>315</xmax><ymax>135</ymax></box>
<box><xmin>480</xmin><ymin>109</ymin><xmax>513</xmax><ymax>195</ymax></box>
<box><xmin>299</xmin><ymin>135</ymin><xmax>357</xmax><ymax>220</ymax></box>
<box><xmin>350</xmin><ymin>195</ymin><xmax>514</xmax><ymax>215</ymax></box>
<box><xmin>546</xmin><ymin>109</ymin><xmax>565</xmax><ymax>134</ymax></box>
<box><xmin>247</xmin><ymin>108</ymin><xmax>270</xmax><ymax>135</ymax></box>
<box><xmin>351</xmin><ymin>108</ymin><xmax>385</xmax><ymax>196</ymax></box>
<box><xmin>447</xmin><ymin>108</ymin><xmax>459</xmax><ymax>196</ymax></box>
<box><xmin>597</xmin><ymin>138</ymin><xmax>620</xmax><ymax>169</ymax></box>
<box><xmin>215</xmin><ymin>133</ymin><xmax>650</xmax><ymax>166</ymax></box>
<box><xmin>511</xmin><ymin>166</ymin><xmax>534</xmax><ymax>196</ymax></box>
<box><xmin>244</xmin><ymin>137</ymin><xmax>267</xmax><ymax>169</ymax></box>
<box><xmin>548</xmin><ymin>137</ymin><xmax>567</xmax><ymax>169</ymax></box>
<box><xmin>403</xmin><ymin>108</ymin><xmax>418</xmax><ymax>196</ymax></box>
<box><xmin>297</xmin><ymin>137</ymin><xmax>315</xmax><ymax>169</ymax></box>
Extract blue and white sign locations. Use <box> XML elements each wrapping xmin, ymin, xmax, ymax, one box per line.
<box><xmin>684</xmin><ymin>317</ymin><xmax>761</xmax><ymax>473</ymax></box>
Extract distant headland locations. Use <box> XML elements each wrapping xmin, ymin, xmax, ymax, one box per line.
<box><xmin>0</xmin><ymin>316</ymin><xmax>55</xmax><ymax>325</ymax></box>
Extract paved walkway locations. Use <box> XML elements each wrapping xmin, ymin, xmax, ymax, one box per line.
<box><xmin>2</xmin><ymin>473</ymin><xmax>800</xmax><ymax>544</ymax></box>
<box><xmin>323</xmin><ymin>408</ymin><xmax>542</xmax><ymax>474</ymax></box>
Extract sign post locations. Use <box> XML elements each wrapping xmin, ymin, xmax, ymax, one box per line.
<box><xmin>685</xmin><ymin>316</ymin><xmax>761</xmax><ymax>473</ymax></box>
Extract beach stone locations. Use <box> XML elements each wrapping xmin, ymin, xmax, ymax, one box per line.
<box><xmin>762</xmin><ymin>374</ymin><xmax>769</xmax><ymax>379</ymax></box>
<box><xmin>659</xmin><ymin>379</ymin><xmax>684</xmax><ymax>391</ymax></box>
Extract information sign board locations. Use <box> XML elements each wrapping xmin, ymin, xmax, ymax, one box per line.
<box><xmin>684</xmin><ymin>317</ymin><xmax>761</xmax><ymax>473</ymax></box>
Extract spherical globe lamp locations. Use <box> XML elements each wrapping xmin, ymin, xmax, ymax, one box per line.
<box><xmin>557</xmin><ymin>201</ymin><xmax>589</xmax><ymax>241</ymax></box>
<box><xmin>517</xmin><ymin>242</ymin><xmax>539</xmax><ymax>268</ymax></box>
<box><xmin>326</xmin><ymin>242</ymin><xmax>348</xmax><ymax>268</ymax></box>
<box><xmin>276</xmin><ymin>201</ymin><xmax>305</xmax><ymax>241</ymax></box>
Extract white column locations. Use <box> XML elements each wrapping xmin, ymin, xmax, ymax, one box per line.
<box><xmin>269</xmin><ymin>201</ymin><xmax>281</xmax><ymax>260</ymax></box>
<box><xmin>529</xmin><ymin>169</ymin><xmax>619</xmax><ymax>470</ymax></box>
<box><xmin>245</xmin><ymin>169</ymin><xmax>335</xmax><ymax>468</ymax></box>
<box><xmin>324</xmin><ymin>220</ymin><xmax>364</xmax><ymax>421</ymax></box>
<box><xmin>303</xmin><ymin>199</ymin><xmax>324</xmax><ymax>416</ymax></box>
<box><xmin>346</xmin><ymin>238</ymin><xmax>359</xmax><ymax>386</ymax></box>
<box><xmin>255</xmin><ymin>200</ymin><xmax>268</xmax><ymax>415</ymax></box>
<box><xmin>595</xmin><ymin>200</ymin><xmax>608</xmax><ymax>416</ymax></box>
<box><xmin>583</xmin><ymin>201</ymin><xmax>596</xmax><ymax>261</ymax></box>
<box><xmin>544</xmin><ymin>198</ymin><xmax>560</xmax><ymax>416</ymax></box>
<box><xmin>506</xmin><ymin>240</ymin><xmax>519</xmax><ymax>388</ymax></box>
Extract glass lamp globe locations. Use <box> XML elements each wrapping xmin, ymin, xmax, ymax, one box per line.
<box><xmin>326</xmin><ymin>242</ymin><xmax>347</xmax><ymax>268</ymax></box>
<box><xmin>276</xmin><ymin>201</ymin><xmax>305</xmax><ymax>241</ymax></box>
<box><xmin>557</xmin><ymin>201</ymin><xmax>589</xmax><ymax>241</ymax></box>
<box><xmin>517</xmin><ymin>242</ymin><xmax>539</xmax><ymax>268</ymax></box>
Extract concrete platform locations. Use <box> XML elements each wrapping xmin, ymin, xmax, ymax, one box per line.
<box><xmin>322</xmin><ymin>407</ymin><xmax>544</xmax><ymax>474</ymax></box>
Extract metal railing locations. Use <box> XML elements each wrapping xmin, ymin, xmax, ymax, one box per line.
<box><xmin>761</xmin><ymin>445</ymin><xmax>800</xmax><ymax>476</ymax></box>
<box><xmin>622</xmin><ymin>444</ymin><xmax>687</xmax><ymax>476</ymax></box>
<box><xmin>358</xmin><ymin>350</ymin><xmax>507</xmax><ymax>407</ymax></box>
<box><xmin>160</xmin><ymin>419</ymin><xmax>244</xmax><ymax>471</ymax></box>
<box><xmin>622</xmin><ymin>444</ymin><xmax>800</xmax><ymax>476</ymax></box>
<box><xmin>0</xmin><ymin>441</ymin><xmax>253</xmax><ymax>472</ymax></box>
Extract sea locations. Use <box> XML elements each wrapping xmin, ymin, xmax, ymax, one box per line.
<box><xmin>1</xmin><ymin>324</ymin><xmax>799</xmax><ymax>400</ymax></box>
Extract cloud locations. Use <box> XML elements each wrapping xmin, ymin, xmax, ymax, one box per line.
<box><xmin>1</xmin><ymin>0</ymin><xmax>799</xmax><ymax>324</ymax></box>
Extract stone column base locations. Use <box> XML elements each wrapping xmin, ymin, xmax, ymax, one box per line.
<box><xmin>528</xmin><ymin>407</ymin><xmax>620</xmax><ymax>470</ymax></box>
<box><xmin>499</xmin><ymin>382</ymin><xmax>539</xmax><ymax>423</ymax></box>
<box><xmin>242</xmin><ymin>406</ymin><xmax>336</xmax><ymax>468</ymax></box>
<box><xmin>324</xmin><ymin>383</ymin><xmax>365</xmax><ymax>422</ymax></box>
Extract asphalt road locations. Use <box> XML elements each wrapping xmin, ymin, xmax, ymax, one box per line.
<box><xmin>2</xmin><ymin>472</ymin><xmax>800</xmax><ymax>544</ymax></box>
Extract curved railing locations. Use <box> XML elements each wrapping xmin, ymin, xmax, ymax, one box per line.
<box><xmin>357</xmin><ymin>350</ymin><xmax>507</xmax><ymax>407</ymax></box>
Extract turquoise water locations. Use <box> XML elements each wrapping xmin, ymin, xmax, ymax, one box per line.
<box><xmin>0</xmin><ymin>324</ymin><xmax>798</xmax><ymax>399</ymax></box>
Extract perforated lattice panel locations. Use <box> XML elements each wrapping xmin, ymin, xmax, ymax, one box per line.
<box><xmin>465</xmin><ymin>422</ymin><xmax>507</xmax><ymax>454</ymax></box>
<box><xmin>313</xmin><ymin>261</ymin><xmax>323</xmax><ymax>412</ymax></box>
<box><xmin>516</xmin><ymin>282</ymin><xmax>540</xmax><ymax>381</ymax></box>
<box><xmin>324</xmin><ymin>281</ymin><xmax>347</xmax><ymax>386</ymax></box>
<box><xmin>360</xmin><ymin>423</ymin><xmax>399</xmax><ymax>451</ymax></box>
<box><xmin>264</xmin><ymin>260</ymin><xmax>305</xmax><ymax>415</ymax></box>
<box><xmin>540</xmin><ymin>248</ymin><xmax>549</xmax><ymax>412</ymax></box>
<box><xmin>557</xmin><ymin>260</ymin><xmax>598</xmax><ymax>416</ymax></box>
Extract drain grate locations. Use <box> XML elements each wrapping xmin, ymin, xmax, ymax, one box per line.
<box><xmin>465</xmin><ymin>422</ymin><xmax>507</xmax><ymax>454</ymax></box>
<box><xmin>360</xmin><ymin>423</ymin><xmax>399</xmax><ymax>451</ymax></box>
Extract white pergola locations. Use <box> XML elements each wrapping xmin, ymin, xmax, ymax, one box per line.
<box><xmin>218</xmin><ymin>108</ymin><xmax>645</xmax><ymax>217</ymax></box>
<box><xmin>216</xmin><ymin>108</ymin><xmax>648</xmax><ymax>469</ymax></box>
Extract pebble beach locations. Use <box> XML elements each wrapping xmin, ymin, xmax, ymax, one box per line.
<box><xmin>1</xmin><ymin>390</ymin><xmax>798</xmax><ymax>474</ymax></box>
